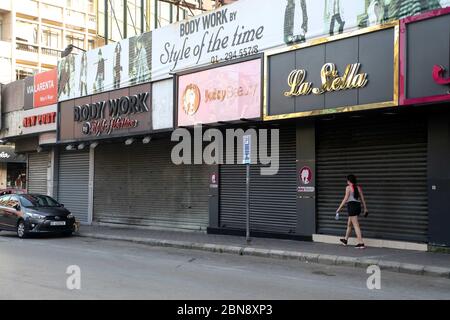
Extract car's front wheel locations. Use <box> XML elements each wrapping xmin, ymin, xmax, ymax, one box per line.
<box><xmin>17</xmin><ymin>220</ymin><xmax>28</xmax><ymax>239</ymax></box>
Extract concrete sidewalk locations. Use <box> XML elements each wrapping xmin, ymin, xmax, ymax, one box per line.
<box><xmin>77</xmin><ymin>224</ymin><xmax>450</xmax><ymax>279</ymax></box>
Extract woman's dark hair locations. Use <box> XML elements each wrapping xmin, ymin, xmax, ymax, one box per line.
<box><xmin>347</xmin><ymin>174</ymin><xmax>360</xmax><ymax>200</ymax></box>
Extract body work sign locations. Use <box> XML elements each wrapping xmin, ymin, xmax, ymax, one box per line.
<box><xmin>177</xmin><ymin>59</ymin><xmax>261</xmax><ymax>127</ymax></box>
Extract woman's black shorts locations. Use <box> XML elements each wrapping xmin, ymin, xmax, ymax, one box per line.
<box><xmin>347</xmin><ymin>201</ymin><xmax>361</xmax><ymax>216</ymax></box>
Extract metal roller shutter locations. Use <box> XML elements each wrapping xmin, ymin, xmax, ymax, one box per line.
<box><xmin>58</xmin><ymin>150</ymin><xmax>90</xmax><ymax>224</ymax></box>
<box><xmin>93</xmin><ymin>139</ymin><xmax>210</xmax><ymax>230</ymax></box>
<box><xmin>316</xmin><ymin>115</ymin><xmax>428</xmax><ymax>242</ymax></box>
<box><xmin>219</xmin><ymin>126</ymin><xmax>297</xmax><ymax>235</ymax></box>
<box><xmin>28</xmin><ymin>152</ymin><xmax>49</xmax><ymax>195</ymax></box>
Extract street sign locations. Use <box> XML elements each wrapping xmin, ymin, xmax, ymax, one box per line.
<box><xmin>243</xmin><ymin>135</ymin><xmax>251</xmax><ymax>164</ymax></box>
<box><xmin>243</xmin><ymin>134</ymin><xmax>251</xmax><ymax>243</ymax></box>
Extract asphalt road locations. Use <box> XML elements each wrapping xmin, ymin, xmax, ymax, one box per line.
<box><xmin>0</xmin><ymin>231</ymin><xmax>449</xmax><ymax>300</ymax></box>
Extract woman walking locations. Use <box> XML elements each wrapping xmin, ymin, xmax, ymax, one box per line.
<box><xmin>336</xmin><ymin>174</ymin><xmax>368</xmax><ymax>249</ymax></box>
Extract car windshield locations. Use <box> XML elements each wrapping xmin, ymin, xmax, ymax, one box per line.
<box><xmin>20</xmin><ymin>195</ymin><xmax>61</xmax><ymax>208</ymax></box>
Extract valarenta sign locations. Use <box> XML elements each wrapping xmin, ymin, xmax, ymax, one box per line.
<box><xmin>177</xmin><ymin>58</ymin><xmax>261</xmax><ymax>127</ymax></box>
<box><xmin>58</xmin><ymin>0</ymin><xmax>450</xmax><ymax>97</ymax></box>
<box><xmin>24</xmin><ymin>69</ymin><xmax>58</xmax><ymax>109</ymax></box>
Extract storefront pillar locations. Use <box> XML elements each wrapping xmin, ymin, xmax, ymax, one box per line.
<box><xmin>47</xmin><ymin>147</ymin><xmax>59</xmax><ymax>198</ymax></box>
<box><xmin>428</xmin><ymin>111</ymin><xmax>450</xmax><ymax>247</ymax></box>
<box><xmin>296</xmin><ymin>121</ymin><xmax>316</xmax><ymax>237</ymax></box>
<box><xmin>208</xmin><ymin>164</ymin><xmax>220</xmax><ymax>229</ymax></box>
<box><xmin>88</xmin><ymin>146</ymin><xmax>95</xmax><ymax>225</ymax></box>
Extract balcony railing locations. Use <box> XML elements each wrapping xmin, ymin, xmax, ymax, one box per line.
<box><xmin>42</xmin><ymin>47</ymin><xmax>62</xmax><ymax>57</ymax></box>
<box><xmin>16</xmin><ymin>42</ymin><xmax>39</xmax><ymax>54</ymax></box>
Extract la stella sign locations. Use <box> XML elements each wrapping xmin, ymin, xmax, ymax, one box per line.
<box><xmin>284</xmin><ymin>63</ymin><xmax>368</xmax><ymax>97</ymax></box>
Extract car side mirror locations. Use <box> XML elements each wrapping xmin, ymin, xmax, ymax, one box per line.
<box><xmin>13</xmin><ymin>204</ymin><xmax>20</xmax><ymax>211</ymax></box>
<box><xmin>60</xmin><ymin>204</ymin><xmax>64</xmax><ymax>207</ymax></box>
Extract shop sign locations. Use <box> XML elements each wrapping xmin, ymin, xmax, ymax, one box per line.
<box><xmin>285</xmin><ymin>63</ymin><xmax>368</xmax><ymax>97</ymax></box>
<box><xmin>23</xmin><ymin>112</ymin><xmax>56</xmax><ymax>127</ymax></box>
<box><xmin>265</xmin><ymin>23</ymin><xmax>398</xmax><ymax>120</ymax></box>
<box><xmin>0</xmin><ymin>146</ymin><xmax>25</xmax><ymax>163</ymax></box>
<box><xmin>22</xmin><ymin>104</ymin><xmax>57</xmax><ymax>135</ymax></box>
<box><xmin>433</xmin><ymin>65</ymin><xmax>450</xmax><ymax>86</ymax></box>
<box><xmin>73</xmin><ymin>92</ymin><xmax>149</xmax><ymax>136</ymax></box>
<box><xmin>177</xmin><ymin>58</ymin><xmax>261</xmax><ymax>127</ymax></box>
<box><xmin>0</xmin><ymin>152</ymin><xmax>10</xmax><ymax>159</ymax></box>
<box><xmin>23</xmin><ymin>69</ymin><xmax>58</xmax><ymax>109</ymax></box>
<box><xmin>400</xmin><ymin>8</ymin><xmax>450</xmax><ymax>105</ymax></box>
<box><xmin>58</xmin><ymin>84</ymin><xmax>152</xmax><ymax>142</ymax></box>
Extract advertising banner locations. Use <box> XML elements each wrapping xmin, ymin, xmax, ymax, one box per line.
<box><xmin>265</xmin><ymin>24</ymin><xmax>398</xmax><ymax>119</ymax></box>
<box><xmin>177</xmin><ymin>58</ymin><xmax>261</xmax><ymax>127</ymax></box>
<box><xmin>58</xmin><ymin>32</ymin><xmax>152</xmax><ymax>102</ymax></box>
<box><xmin>152</xmin><ymin>0</ymin><xmax>449</xmax><ymax>80</ymax></box>
<box><xmin>57</xmin><ymin>0</ymin><xmax>450</xmax><ymax>101</ymax></box>
<box><xmin>400</xmin><ymin>8</ymin><xmax>450</xmax><ymax>105</ymax></box>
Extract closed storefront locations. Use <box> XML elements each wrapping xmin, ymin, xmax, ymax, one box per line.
<box><xmin>28</xmin><ymin>152</ymin><xmax>49</xmax><ymax>194</ymax></box>
<box><xmin>58</xmin><ymin>150</ymin><xmax>90</xmax><ymax>224</ymax></box>
<box><xmin>219</xmin><ymin>126</ymin><xmax>297</xmax><ymax>235</ymax></box>
<box><xmin>399</xmin><ymin>9</ymin><xmax>450</xmax><ymax>247</ymax></box>
<box><xmin>93</xmin><ymin>139</ymin><xmax>210</xmax><ymax>230</ymax></box>
<box><xmin>316</xmin><ymin>114</ymin><xmax>428</xmax><ymax>242</ymax></box>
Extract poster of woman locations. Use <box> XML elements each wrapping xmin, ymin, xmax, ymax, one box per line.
<box><xmin>129</xmin><ymin>32</ymin><xmax>151</xmax><ymax>86</ymax></box>
<box><xmin>284</xmin><ymin>0</ymin><xmax>308</xmax><ymax>44</ymax></box>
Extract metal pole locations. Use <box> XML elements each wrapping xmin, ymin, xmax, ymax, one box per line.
<box><xmin>104</xmin><ymin>0</ymin><xmax>108</xmax><ymax>45</ymax></box>
<box><xmin>123</xmin><ymin>0</ymin><xmax>127</xmax><ymax>39</ymax></box>
<box><xmin>246</xmin><ymin>163</ymin><xmax>250</xmax><ymax>244</ymax></box>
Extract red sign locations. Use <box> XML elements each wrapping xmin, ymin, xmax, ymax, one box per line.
<box><xmin>23</xmin><ymin>112</ymin><xmax>57</xmax><ymax>128</ymax></box>
<box><xmin>433</xmin><ymin>65</ymin><xmax>450</xmax><ymax>86</ymax></box>
<box><xmin>33</xmin><ymin>69</ymin><xmax>58</xmax><ymax>108</ymax></box>
<box><xmin>299</xmin><ymin>166</ymin><xmax>312</xmax><ymax>185</ymax></box>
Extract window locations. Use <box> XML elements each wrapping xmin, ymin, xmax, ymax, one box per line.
<box><xmin>41</xmin><ymin>27</ymin><xmax>61</xmax><ymax>49</ymax></box>
<box><xmin>20</xmin><ymin>195</ymin><xmax>61</xmax><ymax>208</ymax></box>
<box><xmin>7</xmin><ymin>163</ymin><xmax>26</xmax><ymax>190</ymax></box>
<box><xmin>16</xmin><ymin>20</ymin><xmax>38</xmax><ymax>44</ymax></box>
<box><xmin>0</xmin><ymin>195</ymin><xmax>10</xmax><ymax>206</ymax></box>
<box><xmin>88</xmin><ymin>0</ymin><xmax>95</xmax><ymax>13</ymax></box>
<box><xmin>4</xmin><ymin>195</ymin><xmax>20</xmax><ymax>209</ymax></box>
<box><xmin>88</xmin><ymin>38</ymin><xmax>95</xmax><ymax>50</ymax></box>
<box><xmin>66</xmin><ymin>32</ymin><xmax>85</xmax><ymax>49</ymax></box>
<box><xmin>16</xmin><ymin>66</ymin><xmax>37</xmax><ymax>80</ymax></box>
<box><xmin>9</xmin><ymin>196</ymin><xmax>20</xmax><ymax>209</ymax></box>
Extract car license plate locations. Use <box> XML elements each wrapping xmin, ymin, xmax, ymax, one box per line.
<box><xmin>50</xmin><ymin>221</ymin><xmax>66</xmax><ymax>226</ymax></box>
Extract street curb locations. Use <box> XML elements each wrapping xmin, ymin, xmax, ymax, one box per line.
<box><xmin>77</xmin><ymin>233</ymin><xmax>450</xmax><ymax>279</ymax></box>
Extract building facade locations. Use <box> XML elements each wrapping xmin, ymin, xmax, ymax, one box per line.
<box><xmin>1</xmin><ymin>0</ymin><xmax>449</xmax><ymax>248</ymax></box>
<box><xmin>0</xmin><ymin>0</ymin><xmax>99</xmax><ymax>83</ymax></box>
